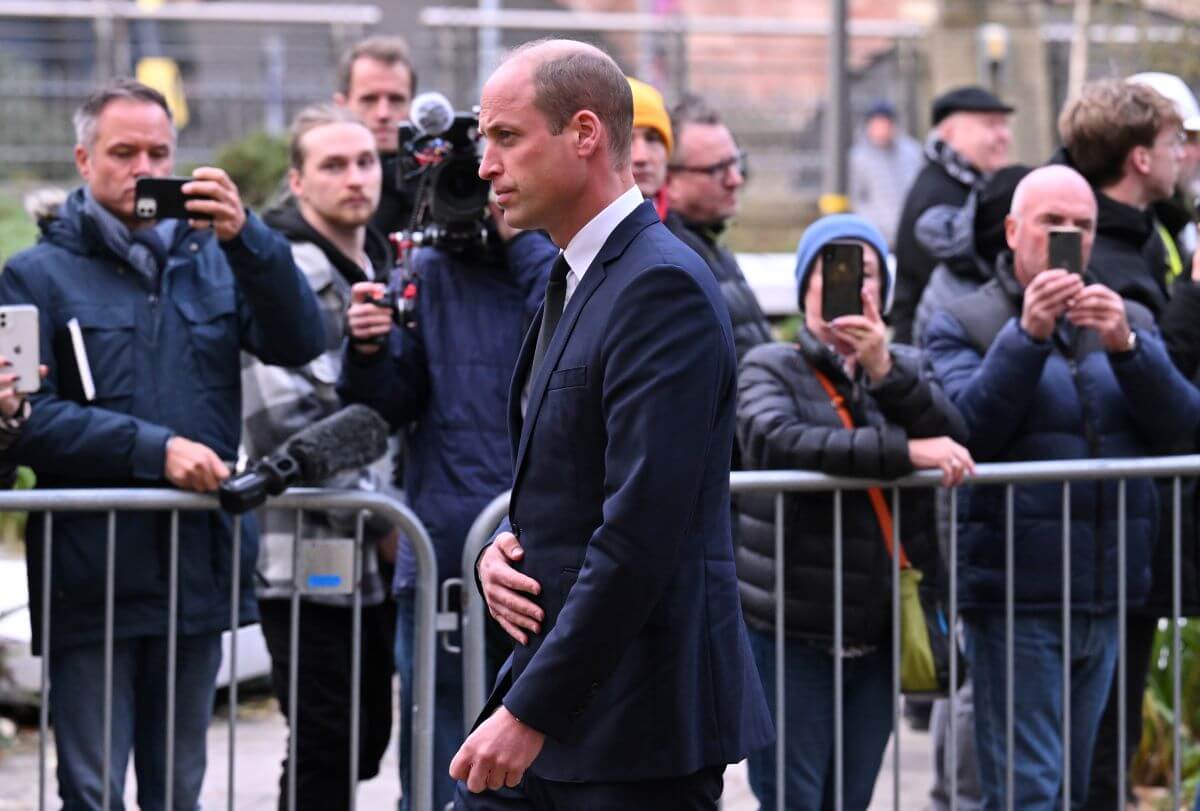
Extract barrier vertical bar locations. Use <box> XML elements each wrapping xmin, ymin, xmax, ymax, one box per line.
<box><xmin>1061</xmin><ymin>483</ymin><xmax>1070</xmax><ymax>811</ymax></box>
<box><xmin>891</xmin><ymin>488</ymin><xmax>901</xmax><ymax>811</ymax></box>
<box><xmin>1005</xmin><ymin>485</ymin><xmax>1014</xmax><ymax>811</ymax></box>
<box><xmin>228</xmin><ymin>515</ymin><xmax>242</xmax><ymax>811</ymax></box>
<box><xmin>773</xmin><ymin>491</ymin><xmax>785</xmax><ymax>811</ymax></box>
<box><xmin>103</xmin><ymin>510</ymin><xmax>116</xmax><ymax>811</ymax></box>
<box><xmin>288</xmin><ymin>510</ymin><xmax>303</xmax><ymax>811</ymax></box>
<box><xmin>1117</xmin><ymin>481</ymin><xmax>1127</xmax><ymax>811</ymax></box>
<box><xmin>834</xmin><ymin>488</ymin><xmax>844</xmax><ymax>811</ymax></box>
<box><xmin>165</xmin><ymin>511</ymin><xmax>180</xmax><ymax>811</ymax></box>
<box><xmin>349</xmin><ymin>512</ymin><xmax>364</xmax><ymax>811</ymax></box>
<box><xmin>949</xmin><ymin>488</ymin><xmax>959</xmax><ymax>811</ymax></box>
<box><xmin>1173</xmin><ymin>477</ymin><xmax>1182</xmax><ymax>808</ymax></box>
<box><xmin>38</xmin><ymin>514</ymin><xmax>53</xmax><ymax>811</ymax></box>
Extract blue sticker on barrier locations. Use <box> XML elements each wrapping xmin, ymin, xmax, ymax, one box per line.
<box><xmin>307</xmin><ymin>574</ymin><xmax>342</xmax><ymax>588</ymax></box>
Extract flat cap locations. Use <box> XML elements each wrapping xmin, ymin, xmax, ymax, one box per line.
<box><xmin>931</xmin><ymin>85</ymin><xmax>1014</xmax><ymax>126</ymax></box>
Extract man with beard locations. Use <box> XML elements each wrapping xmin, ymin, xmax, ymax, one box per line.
<box><xmin>243</xmin><ymin>104</ymin><xmax>398</xmax><ymax>811</ymax></box>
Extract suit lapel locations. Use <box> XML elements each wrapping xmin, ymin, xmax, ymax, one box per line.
<box><xmin>507</xmin><ymin>305</ymin><xmax>540</xmax><ymax>466</ymax></box>
<box><xmin>511</xmin><ymin>262</ymin><xmax>607</xmax><ymax>482</ymax></box>
<box><xmin>508</xmin><ymin>201</ymin><xmax>660</xmax><ymax>502</ymax></box>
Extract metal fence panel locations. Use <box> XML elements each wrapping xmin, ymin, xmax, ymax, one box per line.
<box><xmin>457</xmin><ymin>454</ymin><xmax>1200</xmax><ymax>809</ymax></box>
<box><xmin>6</xmin><ymin>487</ymin><xmax>436</xmax><ymax>811</ymax></box>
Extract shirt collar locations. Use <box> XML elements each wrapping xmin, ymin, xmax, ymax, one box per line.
<box><xmin>562</xmin><ymin>184</ymin><xmax>643</xmax><ymax>281</ymax></box>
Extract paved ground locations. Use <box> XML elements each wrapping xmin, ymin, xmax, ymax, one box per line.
<box><xmin>0</xmin><ymin>693</ymin><xmax>934</xmax><ymax>810</ymax></box>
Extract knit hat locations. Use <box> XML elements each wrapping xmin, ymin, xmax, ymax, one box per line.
<box><xmin>627</xmin><ymin>77</ymin><xmax>674</xmax><ymax>155</ymax></box>
<box><xmin>795</xmin><ymin>214</ymin><xmax>894</xmax><ymax>314</ymax></box>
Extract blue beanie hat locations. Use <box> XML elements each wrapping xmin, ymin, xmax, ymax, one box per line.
<box><xmin>794</xmin><ymin>214</ymin><xmax>894</xmax><ymax>314</ymax></box>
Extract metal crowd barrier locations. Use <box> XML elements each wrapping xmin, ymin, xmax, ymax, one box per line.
<box><xmin>460</xmin><ymin>455</ymin><xmax>1200</xmax><ymax>811</ymax></box>
<box><xmin>8</xmin><ymin>487</ymin><xmax>437</xmax><ymax>811</ymax></box>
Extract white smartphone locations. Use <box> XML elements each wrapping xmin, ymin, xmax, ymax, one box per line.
<box><xmin>0</xmin><ymin>305</ymin><xmax>40</xmax><ymax>394</ymax></box>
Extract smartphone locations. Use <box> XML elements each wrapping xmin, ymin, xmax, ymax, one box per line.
<box><xmin>1048</xmin><ymin>227</ymin><xmax>1083</xmax><ymax>276</ymax></box>
<box><xmin>820</xmin><ymin>241</ymin><xmax>864</xmax><ymax>320</ymax></box>
<box><xmin>0</xmin><ymin>305</ymin><xmax>40</xmax><ymax>394</ymax></box>
<box><xmin>134</xmin><ymin>176</ymin><xmax>213</xmax><ymax>221</ymax></box>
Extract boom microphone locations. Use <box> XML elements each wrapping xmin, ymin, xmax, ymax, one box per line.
<box><xmin>411</xmin><ymin>91</ymin><xmax>456</xmax><ymax>136</ymax></box>
<box><xmin>218</xmin><ymin>404</ymin><xmax>390</xmax><ymax>514</ymax></box>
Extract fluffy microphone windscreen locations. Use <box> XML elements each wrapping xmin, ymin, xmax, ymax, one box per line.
<box><xmin>284</xmin><ymin>404</ymin><xmax>391</xmax><ymax>484</ymax></box>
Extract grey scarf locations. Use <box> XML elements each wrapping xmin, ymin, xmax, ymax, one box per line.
<box><xmin>82</xmin><ymin>188</ymin><xmax>174</xmax><ymax>289</ymax></box>
<box><xmin>923</xmin><ymin>133</ymin><xmax>986</xmax><ymax>189</ymax></box>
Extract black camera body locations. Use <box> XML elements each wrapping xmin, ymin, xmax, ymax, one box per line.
<box><xmin>396</xmin><ymin>111</ymin><xmax>491</xmax><ymax>254</ymax></box>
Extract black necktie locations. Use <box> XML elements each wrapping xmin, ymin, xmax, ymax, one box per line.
<box><xmin>531</xmin><ymin>254</ymin><xmax>570</xmax><ymax>379</ymax></box>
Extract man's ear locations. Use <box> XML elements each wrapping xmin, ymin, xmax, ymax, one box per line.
<box><xmin>572</xmin><ymin>110</ymin><xmax>603</xmax><ymax>159</ymax></box>
<box><xmin>333</xmin><ymin>92</ymin><xmax>348</xmax><ymax>108</ymax></box>
<box><xmin>287</xmin><ymin>167</ymin><xmax>303</xmax><ymax>199</ymax></box>
<box><xmin>1129</xmin><ymin>144</ymin><xmax>1151</xmax><ymax>177</ymax></box>
<box><xmin>1004</xmin><ymin>213</ymin><xmax>1019</xmax><ymax>251</ymax></box>
<box><xmin>74</xmin><ymin>144</ymin><xmax>90</xmax><ymax>182</ymax></box>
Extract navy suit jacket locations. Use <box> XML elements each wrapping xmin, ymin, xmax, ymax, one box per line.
<box><xmin>480</xmin><ymin>201</ymin><xmax>773</xmax><ymax>782</ymax></box>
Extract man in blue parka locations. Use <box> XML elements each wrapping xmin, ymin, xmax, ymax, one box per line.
<box><xmin>0</xmin><ymin>79</ymin><xmax>323</xmax><ymax>810</ymax></box>
<box><xmin>340</xmin><ymin>210</ymin><xmax>555</xmax><ymax>810</ymax></box>
<box><xmin>924</xmin><ymin>165</ymin><xmax>1200</xmax><ymax>811</ymax></box>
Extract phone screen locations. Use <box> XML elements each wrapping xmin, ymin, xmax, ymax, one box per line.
<box><xmin>1048</xmin><ymin>227</ymin><xmax>1083</xmax><ymax>276</ymax></box>
<box><xmin>820</xmin><ymin>242</ymin><xmax>864</xmax><ymax>320</ymax></box>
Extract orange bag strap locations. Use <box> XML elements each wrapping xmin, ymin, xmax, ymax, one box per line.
<box><xmin>813</xmin><ymin>369</ymin><xmax>911</xmax><ymax>570</ymax></box>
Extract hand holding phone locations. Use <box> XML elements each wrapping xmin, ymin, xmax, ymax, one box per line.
<box><xmin>1048</xmin><ymin>227</ymin><xmax>1083</xmax><ymax>277</ymax></box>
<box><xmin>820</xmin><ymin>242</ymin><xmax>865</xmax><ymax>321</ymax></box>
<box><xmin>0</xmin><ymin>305</ymin><xmax>39</xmax><ymax>396</ymax></box>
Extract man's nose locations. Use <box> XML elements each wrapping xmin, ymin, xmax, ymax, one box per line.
<box><xmin>479</xmin><ymin>143</ymin><xmax>498</xmax><ymax>180</ymax></box>
<box><xmin>131</xmin><ymin>151</ymin><xmax>154</xmax><ymax>176</ymax></box>
<box><xmin>374</xmin><ymin>98</ymin><xmax>392</xmax><ymax>121</ymax></box>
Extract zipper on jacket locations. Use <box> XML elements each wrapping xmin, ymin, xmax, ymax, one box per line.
<box><xmin>1066</xmin><ymin>355</ymin><xmax>1104</xmax><ymax>608</ymax></box>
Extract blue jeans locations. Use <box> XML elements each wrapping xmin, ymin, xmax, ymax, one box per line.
<box><xmin>745</xmin><ymin>626</ymin><xmax>893</xmax><ymax>811</ymax></box>
<box><xmin>964</xmin><ymin>612</ymin><xmax>1118</xmax><ymax>811</ymax></box>
<box><xmin>49</xmin><ymin>632</ymin><xmax>223</xmax><ymax>811</ymax></box>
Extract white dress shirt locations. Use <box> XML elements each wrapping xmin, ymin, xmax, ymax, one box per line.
<box><xmin>522</xmin><ymin>184</ymin><xmax>643</xmax><ymax>415</ymax></box>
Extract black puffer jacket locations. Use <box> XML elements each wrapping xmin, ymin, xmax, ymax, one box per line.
<box><xmin>1089</xmin><ymin>190</ymin><xmax>1170</xmax><ymax>317</ymax></box>
<box><xmin>665</xmin><ymin>211</ymin><xmax>772</xmax><ymax>362</ymax></box>
<box><xmin>736</xmin><ymin>329</ymin><xmax>967</xmax><ymax>644</ymax></box>
<box><xmin>892</xmin><ymin>161</ymin><xmax>977</xmax><ymax>344</ymax></box>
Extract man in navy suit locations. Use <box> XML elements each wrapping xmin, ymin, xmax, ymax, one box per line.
<box><xmin>449</xmin><ymin>39</ymin><xmax>773</xmax><ymax>809</ymax></box>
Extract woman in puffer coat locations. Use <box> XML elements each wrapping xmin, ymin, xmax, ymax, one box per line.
<box><xmin>737</xmin><ymin>214</ymin><xmax>973</xmax><ymax>811</ymax></box>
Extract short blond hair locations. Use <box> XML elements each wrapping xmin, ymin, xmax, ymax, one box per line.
<box><xmin>289</xmin><ymin>104</ymin><xmax>372</xmax><ymax>171</ymax></box>
<box><xmin>1058</xmin><ymin>79</ymin><xmax>1181</xmax><ymax>188</ymax></box>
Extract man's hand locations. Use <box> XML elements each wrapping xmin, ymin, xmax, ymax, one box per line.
<box><xmin>0</xmin><ymin>359</ymin><xmax>46</xmax><ymax>419</ymax></box>
<box><xmin>908</xmin><ymin>436</ymin><xmax>975</xmax><ymax>487</ymax></box>
<box><xmin>165</xmin><ymin>437</ymin><xmax>230</xmax><ymax>492</ymax></box>
<box><xmin>449</xmin><ymin>706</ymin><xmax>545</xmax><ymax>792</ymax></box>
<box><xmin>479</xmin><ymin>532</ymin><xmax>543</xmax><ymax>645</ymax></box>
<box><xmin>346</xmin><ymin>282</ymin><xmax>393</xmax><ymax>357</ymax></box>
<box><xmin>830</xmin><ymin>291</ymin><xmax>891</xmax><ymax>383</ymax></box>
<box><xmin>183</xmin><ymin>167</ymin><xmax>247</xmax><ymax>242</ymax></box>
<box><xmin>1020</xmin><ymin>269</ymin><xmax>1084</xmax><ymax>341</ymax></box>
<box><xmin>1068</xmin><ymin>284</ymin><xmax>1132</xmax><ymax>352</ymax></box>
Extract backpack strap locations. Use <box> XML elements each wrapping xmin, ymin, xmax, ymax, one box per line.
<box><xmin>813</xmin><ymin>369</ymin><xmax>911</xmax><ymax>569</ymax></box>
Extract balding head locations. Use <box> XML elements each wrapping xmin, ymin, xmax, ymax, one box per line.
<box><xmin>478</xmin><ymin>38</ymin><xmax>636</xmax><ymax>245</ymax></box>
<box><xmin>1006</xmin><ymin>165</ymin><xmax>1098</xmax><ymax>287</ymax></box>
<box><xmin>498</xmin><ymin>39</ymin><xmax>633</xmax><ymax>168</ymax></box>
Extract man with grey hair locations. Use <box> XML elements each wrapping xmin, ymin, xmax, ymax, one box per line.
<box><xmin>450</xmin><ymin>38</ymin><xmax>772</xmax><ymax>809</ymax></box>
<box><xmin>0</xmin><ymin>78</ymin><xmax>323</xmax><ymax>809</ymax></box>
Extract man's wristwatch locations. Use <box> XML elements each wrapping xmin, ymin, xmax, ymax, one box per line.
<box><xmin>1113</xmin><ymin>329</ymin><xmax>1137</xmax><ymax>355</ymax></box>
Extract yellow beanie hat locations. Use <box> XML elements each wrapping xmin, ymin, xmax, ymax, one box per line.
<box><xmin>627</xmin><ymin>77</ymin><xmax>674</xmax><ymax>155</ymax></box>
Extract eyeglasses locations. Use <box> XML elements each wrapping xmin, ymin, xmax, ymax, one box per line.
<box><xmin>668</xmin><ymin>150</ymin><xmax>748</xmax><ymax>181</ymax></box>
